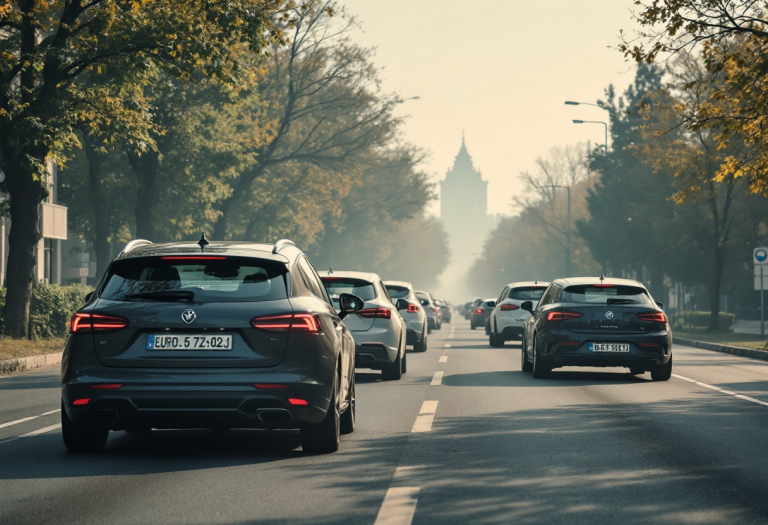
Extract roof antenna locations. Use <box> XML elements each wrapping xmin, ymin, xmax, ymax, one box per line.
<box><xmin>535</xmin><ymin>279</ymin><xmax>538</xmax><ymax>285</ymax></box>
<box><xmin>599</xmin><ymin>274</ymin><xmax>605</xmax><ymax>283</ymax></box>
<box><xmin>198</xmin><ymin>232</ymin><xmax>209</xmax><ymax>252</ymax></box>
<box><xmin>328</xmin><ymin>267</ymin><xmax>333</xmax><ymax>275</ymax></box>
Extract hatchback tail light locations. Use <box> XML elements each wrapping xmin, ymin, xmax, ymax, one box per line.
<box><xmin>637</xmin><ymin>312</ymin><xmax>668</xmax><ymax>323</ymax></box>
<box><xmin>250</xmin><ymin>313</ymin><xmax>323</xmax><ymax>334</ymax></box>
<box><xmin>546</xmin><ymin>311</ymin><xmax>582</xmax><ymax>322</ymax></box>
<box><xmin>476</xmin><ymin>308</ymin><xmax>483</xmax><ymax>315</ymax></box>
<box><xmin>406</xmin><ymin>304</ymin><xmax>419</xmax><ymax>313</ymax></box>
<box><xmin>357</xmin><ymin>307</ymin><xmax>392</xmax><ymax>319</ymax></box>
<box><xmin>70</xmin><ymin>313</ymin><xmax>128</xmax><ymax>334</ymax></box>
<box><xmin>430</xmin><ymin>307</ymin><xmax>436</xmax><ymax>312</ymax></box>
<box><xmin>500</xmin><ymin>304</ymin><xmax>520</xmax><ymax>311</ymax></box>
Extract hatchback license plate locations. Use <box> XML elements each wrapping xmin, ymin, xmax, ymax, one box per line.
<box><xmin>147</xmin><ymin>334</ymin><xmax>233</xmax><ymax>351</ymax></box>
<box><xmin>589</xmin><ymin>343</ymin><xmax>630</xmax><ymax>353</ymax></box>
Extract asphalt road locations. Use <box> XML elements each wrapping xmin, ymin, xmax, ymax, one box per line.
<box><xmin>2</xmin><ymin>319</ymin><xmax>768</xmax><ymax>524</ymax></box>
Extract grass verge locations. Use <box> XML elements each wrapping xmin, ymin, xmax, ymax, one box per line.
<box><xmin>0</xmin><ymin>337</ymin><xmax>66</xmax><ymax>362</ymax></box>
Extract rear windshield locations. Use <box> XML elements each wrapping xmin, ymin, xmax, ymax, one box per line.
<box><xmin>385</xmin><ymin>285</ymin><xmax>411</xmax><ymax>299</ymax></box>
<box><xmin>416</xmin><ymin>293</ymin><xmax>431</xmax><ymax>304</ymax></box>
<box><xmin>510</xmin><ymin>287</ymin><xmax>546</xmax><ymax>301</ymax></box>
<box><xmin>321</xmin><ymin>277</ymin><xmax>376</xmax><ymax>301</ymax></box>
<box><xmin>100</xmin><ymin>257</ymin><xmax>288</xmax><ymax>302</ymax></box>
<box><xmin>563</xmin><ymin>285</ymin><xmax>652</xmax><ymax>305</ymax></box>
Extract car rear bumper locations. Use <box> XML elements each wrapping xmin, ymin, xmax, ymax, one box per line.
<box><xmin>538</xmin><ymin>330</ymin><xmax>672</xmax><ymax>369</ymax></box>
<box><xmin>500</xmin><ymin>326</ymin><xmax>523</xmax><ymax>339</ymax></box>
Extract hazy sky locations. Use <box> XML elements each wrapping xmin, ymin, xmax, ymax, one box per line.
<box><xmin>342</xmin><ymin>0</ymin><xmax>641</xmax><ymax>216</ymax></box>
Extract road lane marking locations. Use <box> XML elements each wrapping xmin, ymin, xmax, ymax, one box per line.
<box><xmin>374</xmin><ymin>487</ymin><xmax>420</xmax><ymax>525</ymax></box>
<box><xmin>412</xmin><ymin>401</ymin><xmax>438</xmax><ymax>432</ymax></box>
<box><xmin>673</xmin><ymin>374</ymin><xmax>768</xmax><ymax>407</ymax></box>
<box><xmin>0</xmin><ymin>408</ymin><xmax>59</xmax><ymax>430</ymax></box>
<box><xmin>444</xmin><ymin>343</ymin><xmax>451</xmax><ymax>348</ymax></box>
<box><xmin>0</xmin><ymin>422</ymin><xmax>61</xmax><ymax>446</ymax></box>
<box><xmin>430</xmin><ymin>372</ymin><xmax>443</xmax><ymax>386</ymax></box>
<box><xmin>439</xmin><ymin>356</ymin><xmax>448</xmax><ymax>363</ymax></box>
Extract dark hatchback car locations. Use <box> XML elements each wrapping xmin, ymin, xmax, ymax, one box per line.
<box><xmin>470</xmin><ymin>298</ymin><xmax>495</xmax><ymax>330</ymax></box>
<box><xmin>61</xmin><ymin>238</ymin><xmax>363</xmax><ymax>454</ymax></box>
<box><xmin>520</xmin><ymin>277</ymin><xmax>672</xmax><ymax>380</ymax></box>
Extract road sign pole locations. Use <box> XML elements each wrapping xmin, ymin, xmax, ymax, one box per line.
<box><xmin>763</xmin><ymin>265</ymin><xmax>766</xmax><ymax>340</ymax></box>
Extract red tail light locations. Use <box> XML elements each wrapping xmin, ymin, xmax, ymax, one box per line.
<box><xmin>72</xmin><ymin>399</ymin><xmax>90</xmax><ymax>406</ymax></box>
<box><xmin>90</xmin><ymin>384</ymin><xmax>123</xmax><ymax>390</ymax></box>
<box><xmin>253</xmin><ymin>383</ymin><xmax>289</xmax><ymax>389</ymax></box>
<box><xmin>476</xmin><ymin>308</ymin><xmax>483</xmax><ymax>314</ymax></box>
<box><xmin>406</xmin><ymin>304</ymin><xmax>419</xmax><ymax>313</ymax></box>
<box><xmin>288</xmin><ymin>398</ymin><xmax>309</xmax><ymax>406</ymax></box>
<box><xmin>547</xmin><ymin>311</ymin><xmax>582</xmax><ymax>321</ymax></box>
<box><xmin>591</xmin><ymin>284</ymin><xmax>615</xmax><ymax>288</ymax></box>
<box><xmin>637</xmin><ymin>312</ymin><xmax>668</xmax><ymax>323</ymax></box>
<box><xmin>250</xmin><ymin>313</ymin><xmax>323</xmax><ymax>333</ymax></box>
<box><xmin>500</xmin><ymin>304</ymin><xmax>520</xmax><ymax>311</ymax></box>
<box><xmin>70</xmin><ymin>313</ymin><xmax>128</xmax><ymax>334</ymax></box>
<box><xmin>430</xmin><ymin>307</ymin><xmax>436</xmax><ymax>312</ymax></box>
<box><xmin>357</xmin><ymin>307</ymin><xmax>392</xmax><ymax>319</ymax></box>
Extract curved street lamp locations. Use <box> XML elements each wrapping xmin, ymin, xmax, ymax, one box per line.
<box><xmin>572</xmin><ymin>120</ymin><xmax>608</xmax><ymax>156</ymax></box>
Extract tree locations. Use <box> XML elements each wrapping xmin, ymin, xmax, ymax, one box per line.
<box><xmin>0</xmin><ymin>0</ymin><xmax>287</xmax><ymax>336</ymax></box>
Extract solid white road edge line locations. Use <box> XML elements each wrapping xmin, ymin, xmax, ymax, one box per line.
<box><xmin>412</xmin><ymin>400</ymin><xmax>438</xmax><ymax>433</ymax></box>
<box><xmin>0</xmin><ymin>422</ymin><xmax>61</xmax><ymax>445</ymax></box>
<box><xmin>673</xmin><ymin>374</ymin><xmax>768</xmax><ymax>407</ymax></box>
<box><xmin>439</xmin><ymin>356</ymin><xmax>448</xmax><ymax>363</ymax></box>
<box><xmin>430</xmin><ymin>372</ymin><xmax>443</xmax><ymax>386</ymax></box>
<box><xmin>0</xmin><ymin>408</ymin><xmax>59</xmax><ymax>430</ymax></box>
<box><xmin>373</xmin><ymin>487</ymin><xmax>420</xmax><ymax>525</ymax></box>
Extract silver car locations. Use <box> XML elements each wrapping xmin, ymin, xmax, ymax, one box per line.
<box><xmin>384</xmin><ymin>281</ymin><xmax>428</xmax><ymax>352</ymax></box>
<box><xmin>415</xmin><ymin>290</ymin><xmax>440</xmax><ymax>332</ymax></box>
<box><xmin>319</xmin><ymin>271</ymin><xmax>407</xmax><ymax>380</ymax></box>
<box><xmin>488</xmin><ymin>281</ymin><xmax>549</xmax><ymax>347</ymax></box>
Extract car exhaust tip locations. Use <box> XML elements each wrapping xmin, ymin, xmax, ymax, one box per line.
<box><xmin>257</xmin><ymin>409</ymin><xmax>294</xmax><ymax>424</ymax></box>
<box><xmin>90</xmin><ymin>409</ymin><xmax>119</xmax><ymax>425</ymax></box>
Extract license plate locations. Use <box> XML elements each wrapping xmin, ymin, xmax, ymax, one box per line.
<box><xmin>147</xmin><ymin>334</ymin><xmax>233</xmax><ymax>351</ymax></box>
<box><xmin>589</xmin><ymin>343</ymin><xmax>630</xmax><ymax>353</ymax></box>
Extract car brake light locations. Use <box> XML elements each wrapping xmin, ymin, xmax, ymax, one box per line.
<box><xmin>250</xmin><ymin>314</ymin><xmax>323</xmax><ymax>334</ymax></box>
<box><xmin>90</xmin><ymin>384</ymin><xmax>123</xmax><ymax>390</ymax></box>
<box><xmin>406</xmin><ymin>304</ymin><xmax>419</xmax><ymax>313</ymax></box>
<box><xmin>288</xmin><ymin>398</ymin><xmax>309</xmax><ymax>406</ymax></box>
<box><xmin>253</xmin><ymin>383</ymin><xmax>289</xmax><ymax>389</ymax></box>
<box><xmin>358</xmin><ymin>307</ymin><xmax>392</xmax><ymax>319</ymax></box>
<box><xmin>500</xmin><ymin>304</ymin><xmax>520</xmax><ymax>311</ymax></box>
<box><xmin>476</xmin><ymin>308</ymin><xmax>483</xmax><ymax>314</ymax></box>
<box><xmin>430</xmin><ymin>307</ymin><xmax>436</xmax><ymax>312</ymax></box>
<box><xmin>637</xmin><ymin>312</ymin><xmax>668</xmax><ymax>323</ymax></box>
<box><xmin>547</xmin><ymin>311</ymin><xmax>582</xmax><ymax>321</ymax></box>
<box><xmin>72</xmin><ymin>399</ymin><xmax>90</xmax><ymax>406</ymax></box>
<box><xmin>591</xmin><ymin>284</ymin><xmax>615</xmax><ymax>288</ymax></box>
<box><xmin>70</xmin><ymin>313</ymin><xmax>128</xmax><ymax>334</ymax></box>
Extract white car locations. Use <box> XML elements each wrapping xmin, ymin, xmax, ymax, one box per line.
<box><xmin>384</xmin><ymin>281</ymin><xmax>428</xmax><ymax>352</ymax></box>
<box><xmin>488</xmin><ymin>281</ymin><xmax>549</xmax><ymax>347</ymax></box>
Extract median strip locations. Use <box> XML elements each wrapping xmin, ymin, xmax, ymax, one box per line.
<box><xmin>673</xmin><ymin>374</ymin><xmax>768</xmax><ymax>407</ymax></box>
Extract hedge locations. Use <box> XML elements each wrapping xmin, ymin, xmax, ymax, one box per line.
<box><xmin>0</xmin><ymin>283</ymin><xmax>90</xmax><ymax>338</ymax></box>
<box><xmin>671</xmin><ymin>311</ymin><xmax>736</xmax><ymax>331</ymax></box>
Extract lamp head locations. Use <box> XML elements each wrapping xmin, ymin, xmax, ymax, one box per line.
<box><xmin>572</xmin><ymin>120</ymin><xmax>584</xmax><ymax>124</ymax></box>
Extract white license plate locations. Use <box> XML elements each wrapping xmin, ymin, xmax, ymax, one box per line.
<box><xmin>589</xmin><ymin>343</ymin><xmax>630</xmax><ymax>353</ymax></box>
<box><xmin>147</xmin><ymin>334</ymin><xmax>233</xmax><ymax>351</ymax></box>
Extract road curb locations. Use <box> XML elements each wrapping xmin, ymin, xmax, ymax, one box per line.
<box><xmin>675</xmin><ymin>337</ymin><xmax>768</xmax><ymax>362</ymax></box>
<box><xmin>0</xmin><ymin>352</ymin><xmax>63</xmax><ymax>375</ymax></box>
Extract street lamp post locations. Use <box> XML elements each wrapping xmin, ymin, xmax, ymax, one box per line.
<box><xmin>572</xmin><ymin>120</ymin><xmax>608</xmax><ymax>155</ymax></box>
<box><xmin>551</xmin><ymin>184</ymin><xmax>571</xmax><ymax>277</ymax></box>
<box><xmin>565</xmin><ymin>101</ymin><xmax>610</xmax><ymax>155</ymax></box>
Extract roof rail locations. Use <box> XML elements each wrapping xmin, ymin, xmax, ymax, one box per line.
<box><xmin>272</xmin><ymin>239</ymin><xmax>296</xmax><ymax>254</ymax></box>
<box><xmin>120</xmin><ymin>239</ymin><xmax>152</xmax><ymax>256</ymax></box>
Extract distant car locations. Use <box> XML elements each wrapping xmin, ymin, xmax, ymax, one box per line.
<box><xmin>416</xmin><ymin>290</ymin><xmax>441</xmax><ymax>331</ymax></box>
<box><xmin>435</xmin><ymin>300</ymin><xmax>452</xmax><ymax>323</ymax></box>
<box><xmin>463</xmin><ymin>300</ymin><xmax>477</xmax><ymax>320</ymax></box>
<box><xmin>319</xmin><ymin>271</ymin><xmax>407</xmax><ymax>380</ymax></box>
<box><xmin>521</xmin><ymin>277</ymin><xmax>672</xmax><ymax>380</ymax></box>
<box><xmin>61</xmin><ymin>238</ymin><xmax>362</xmax><ymax>454</ymax></box>
<box><xmin>488</xmin><ymin>282</ymin><xmax>549</xmax><ymax>347</ymax></box>
<box><xmin>470</xmin><ymin>298</ymin><xmax>495</xmax><ymax>330</ymax></box>
<box><xmin>384</xmin><ymin>281</ymin><xmax>428</xmax><ymax>352</ymax></box>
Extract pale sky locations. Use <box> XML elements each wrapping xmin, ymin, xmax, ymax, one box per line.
<box><xmin>342</xmin><ymin>0</ymin><xmax>640</xmax><ymax>216</ymax></box>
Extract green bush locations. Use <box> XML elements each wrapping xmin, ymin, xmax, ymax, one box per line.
<box><xmin>671</xmin><ymin>311</ymin><xmax>735</xmax><ymax>331</ymax></box>
<box><xmin>0</xmin><ymin>283</ymin><xmax>90</xmax><ymax>338</ymax></box>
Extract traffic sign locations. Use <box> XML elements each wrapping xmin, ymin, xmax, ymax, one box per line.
<box><xmin>754</xmin><ymin>247</ymin><xmax>768</xmax><ymax>265</ymax></box>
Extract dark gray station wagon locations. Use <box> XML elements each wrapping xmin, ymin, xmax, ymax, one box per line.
<box><xmin>61</xmin><ymin>238</ymin><xmax>363</xmax><ymax>454</ymax></box>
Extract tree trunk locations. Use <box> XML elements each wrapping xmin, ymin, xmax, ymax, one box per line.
<box><xmin>82</xmin><ymin>132</ymin><xmax>112</xmax><ymax>279</ymax></box>
<box><xmin>1</xmin><ymin>155</ymin><xmax>47</xmax><ymax>337</ymax></box>
<box><xmin>127</xmin><ymin>150</ymin><xmax>159</xmax><ymax>241</ymax></box>
<box><xmin>708</xmin><ymin>248</ymin><xmax>726</xmax><ymax>331</ymax></box>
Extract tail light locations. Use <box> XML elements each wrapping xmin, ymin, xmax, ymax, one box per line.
<box><xmin>547</xmin><ymin>311</ymin><xmax>582</xmax><ymax>321</ymax></box>
<box><xmin>406</xmin><ymin>304</ymin><xmax>419</xmax><ymax>313</ymax></box>
<box><xmin>592</xmin><ymin>284</ymin><xmax>615</xmax><ymax>288</ymax></box>
<box><xmin>357</xmin><ymin>307</ymin><xmax>392</xmax><ymax>319</ymax></box>
<box><xmin>500</xmin><ymin>304</ymin><xmax>520</xmax><ymax>311</ymax></box>
<box><xmin>476</xmin><ymin>308</ymin><xmax>483</xmax><ymax>314</ymax></box>
<box><xmin>70</xmin><ymin>313</ymin><xmax>128</xmax><ymax>334</ymax></box>
<box><xmin>250</xmin><ymin>313</ymin><xmax>323</xmax><ymax>334</ymax></box>
<box><xmin>637</xmin><ymin>312</ymin><xmax>668</xmax><ymax>323</ymax></box>
<box><xmin>430</xmin><ymin>307</ymin><xmax>436</xmax><ymax>312</ymax></box>
<box><xmin>90</xmin><ymin>384</ymin><xmax>123</xmax><ymax>390</ymax></box>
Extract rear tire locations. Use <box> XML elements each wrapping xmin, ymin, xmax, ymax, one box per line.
<box><xmin>470</xmin><ymin>322</ymin><xmax>476</xmax><ymax>330</ymax></box>
<box><xmin>401</xmin><ymin>346</ymin><xmax>407</xmax><ymax>374</ymax></box>
<box><xmin>61</xmin><ymin>400</ymin><xmax>109</xmax><ymax>453</ymax></box>
<box><xmin>382</xmin><ymin>348</ymin><xmax>403</xmax><ymax>381</ymax></box>
<box><xmin>340</xmin><ymin>373</ymin><xmax>355</xmax><ymax>435</ymax></box>
<box><xmin>521</xmin><ymin>338</ymin><xmax>533</xmax><ymax>373</ymax></box>
<box><xmin>301</xmin><ymin>375</ymin><xmax>340</xmax><ymax>453</ymax></box>
<box><xmin>650</xmin><ymin>355</ymin><xmax>672</xmax><ymax>382</ymax></box>
<box><xmin>490</xmin><ymin>323</ymin><xmax>505</xmax><ymax>348</ymax></box>
<box><xmin>414</xmin><ymin>329</ymin><xmax>427</xmax><ymax>352</ymax></box>
<box><xmin>531</xmin><ymin>336</ymin><xmax>551</xmax><ymax>379</ymax></box>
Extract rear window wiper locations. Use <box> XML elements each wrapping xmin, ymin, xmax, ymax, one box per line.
<box><xmin>125</xmin><ymin>290</ymin><xmax>195</xmax><ymax>302</ymax></box>
<box><xmin>607</xmin><ymin>298</ymin><xmax>640</xmax><ymax>304</ymax></box>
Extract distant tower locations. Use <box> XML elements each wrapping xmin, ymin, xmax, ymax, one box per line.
<box><xmin>439</xmin><ymin>134</ymin><xmax>492</xmax><ymax>282</ymax></box>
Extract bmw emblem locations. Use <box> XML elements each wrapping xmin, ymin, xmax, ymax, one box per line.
<box><xmin>181</xmin><ymin>309</ymin><xmax>197</xmax><ymax>324</ymax></box>
<box><xmin>605</xmin><ymin>311</ymin><xmax>614</xmax><ymax>320</ymax></box>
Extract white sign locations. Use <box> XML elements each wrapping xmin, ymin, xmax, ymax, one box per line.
<box><xmin>755</xmin><ymin>247</ymin><xmax>768</xmax><ymax>265</ymax></box>
<box><xmin>756</xmin><ymin>265</ymin><xmax>768</xmax><ymax>291</ymax></box>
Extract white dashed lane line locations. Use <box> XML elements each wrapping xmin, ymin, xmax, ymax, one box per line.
<box><xmin>444</xmin><ymin>343</ymin><xmax>451</xmax><ymax>348</ymax></box>
<box><xmin>439</xmin><ymin>356</ymin><xmax>448</xmax><ymax>363</ymax></box>
<box><xmin>0</xmin><ymin>423</ymin><xmax>61</xmax><ymax>446</ymax></box>
<box><xmin>673</xmin><ymin>374</ymin><xmax>768</xmax><ymax>407</ymax></box>
<box><xmin>0</xmin><ymin>408</ymin><xmax>59</xmax><ymax>430</ymax></box>
<box><xmin>430</xmin><ymin>372</ymin><xmax>443</xmax><ymax>386</ymax></box>
<box><xmin>412</xmin><ymin>401</ymin><xmax>438</xmax><ymax>433</ymax></box>
<box><xmin>373</xmin><ymin>486</ymin><xmax>420</xmax><ymax>525</ymax></box>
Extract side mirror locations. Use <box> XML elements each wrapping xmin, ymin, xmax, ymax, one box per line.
<box><xmin>396</xmin><ymin>298</ymin><xmax>410</xmax><ymax>311</ymax></box>
<box><xmin>85</xmin><ymin>291</ymin><xmax>94</xmax><ymax>303</ymax></box>
<box><xmin>655</xmin><ymin>301</ymin><xmax>664</xmax><ymax>310</ymax></box>
<box><xmin>338</xmin><ymin>293</ymin><xmax>364</xmax><ymax>320</ymax></box>
<box><xmin>520</xmin><ymin>301</ymin><xmax>533</xmax><ymax>313</ymax></box>
<box><xmin>420</xmin><ymin>299</ymin><xmax>430</xmax><ymax>306</ymax></box>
